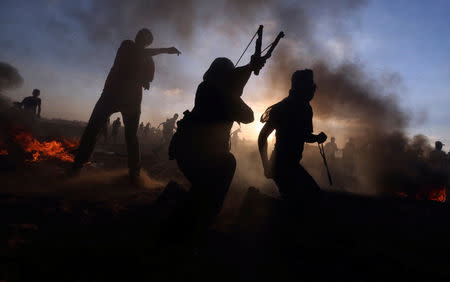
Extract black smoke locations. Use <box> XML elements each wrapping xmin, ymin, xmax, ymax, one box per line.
<box><xmin>0</xmin><ymin>62</ymin><xmax>23</xmax><ymax>92</ymax></box>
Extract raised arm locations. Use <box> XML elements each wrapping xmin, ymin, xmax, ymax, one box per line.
<box><xmin>230</xmin><ymin>56</ymin><xmax>266</xmax><ymax>97</ymax></box>
<box><xmin>144</xmin><ymin>47</ymin><xmax>181</xmax><ymax>56</ymax></box>
<box><xmin>258</xmin><ymin>122</ymin><xmax>275</xmax><ymax>178</ymax></box>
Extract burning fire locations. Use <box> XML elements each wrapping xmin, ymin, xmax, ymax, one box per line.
<box><xmin>2</xmin><ymin>129</ymin><xmax>79</xmax><ymax>163</ymax></box>
<box><xmin>397</xmin><ymin>186</ymin><xmax>447</xmax><ymax>203</ymax></box>
<box><xmin>418</xmin><ymin>185</ymin><xmax>447</xmax><ymax>203</ymax></box>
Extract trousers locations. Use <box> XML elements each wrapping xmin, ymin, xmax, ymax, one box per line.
<box><xmin>73</xmin><ymin>94</ymin><xmax>141</xmax><ymax>172</ymax></box>
<box><xmin>173</xmin><ymin>152</ymin><xmax>236</xmax><ymax>236</ymax></box>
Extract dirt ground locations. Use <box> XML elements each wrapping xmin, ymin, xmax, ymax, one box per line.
<box><xmin>1</xmin><ymin>154</ymin><xmax>450</xmax><ymax>281</ymax></box>
<box><xmin>1</xmin><ymin>116</ymin><xmax>450</xmax><ymax>281</ymax></box>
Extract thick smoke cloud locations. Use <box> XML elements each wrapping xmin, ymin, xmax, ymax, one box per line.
<box><xmin>56</xmin><ymin>0</ymin><xmax>366</xmax><ymax>46</ymax></box>
<box><xmin>0</xmin><ymin>62</ymin><xmax>23</xmax><ymax>113</ymax></box>
<box><xmin>0</xmin><ymin>62</ymin><xmax>23</xmax><ymax>92</ymax></box>
<box><xmin>65</xmin><ymin>0</ymin><xmax>196</xmax><ymax>44</ymax></box>
<box><xmin>267</xmin><ymin>53</ymin><xmax>409</xmax><ymax>133</ymax></box>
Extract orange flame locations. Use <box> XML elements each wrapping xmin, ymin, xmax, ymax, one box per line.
<box><xmin>426</xmin><ymin>186</ymin><xmax>447</xmax><ymax>203</ymax></box>
<box><xmin>396</xmin><ymin>186</ymin><xmax>447</xmax><ymax>203</ymax></box>
<box><xmin>12</xmin><ymin>131</ymin><xmax>78</xmax><ymax>162</ymax></box>
<box><xmin>0</xmin><ymin>149</ymin><xmax>7</xmax><ymax>156</ymax></box>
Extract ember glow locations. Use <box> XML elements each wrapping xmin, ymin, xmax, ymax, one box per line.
<box><xmin>420</xmin><ymin>186</ymin><xmax>447</xmax><ymax>203</ymax></box>
<box><xmin>397</xmin><ymin>186</ymin><xmax>447</xmax><ymax>203</ymax></box>
<box><xmin>10</xmin><ymin>130</ymin><xmax>78</xmax><ymax>163</ymax></box>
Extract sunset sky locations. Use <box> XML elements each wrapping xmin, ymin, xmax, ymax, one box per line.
<box><xmin>1</xmin><ymin>0</ymin><xmax>449</xmax><ymax>147</ymax></box>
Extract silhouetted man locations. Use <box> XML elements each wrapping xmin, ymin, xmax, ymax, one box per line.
<box><xmin>143</xmin><ymin>122</ymin><xmax>151</xmax><ymax>138</ymax></box>
<box><xmin>111</xmin><ymin>117</ymin><xmax>121</xmax><ymax>143</ymax></box>
<box><xmin>169</xmin><ymin>56</ymin><xmax>265</xmax><ymax>237</ymax></box>
<box><xmin>71</xmin><ymin>28</ymin><xmax>180</xmax><ymax>183</ymax></box>
<box><xmin>160</xmin><ymin>113</ymin><xmax>178</xmax><ymax>144</ymax></box>
<box><xmin>324</xmin><ymin>136</ymin><xmax>338</xmax><ymax>161</ymax></box>
<box><xmin>343</xmin><ymin>137</ymin><xmax>356</xmax><ymax>173</ymax></box>
<box><xmin>429</xmin><ymin>141</ymin><xmax>446</xmax><ymax>170</ymax></box>
<box><xmin>258</xmin><ymin>69</ymin><xmax>327</xmax><ymax>200</ymax></box>
<box><xmin>20</xmin><ymin>89</ymin><xmax>41</xmax><ymax>117</ymax></box>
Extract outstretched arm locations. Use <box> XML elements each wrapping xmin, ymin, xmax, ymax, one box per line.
<box><xmin>258</xmin><ymin>122</ymin><xmax>275</xmax><ymax>178</ymax></box>
<box><xmin>145</xmin><ymin>47</ymin><xmax>181</xmax><ymax>56</ymax></box>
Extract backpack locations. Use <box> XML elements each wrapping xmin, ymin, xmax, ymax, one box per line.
<box><xmin>168</xmin><ymin>110</ymin><xmax>193</xmax><ymax>160</ymax></box>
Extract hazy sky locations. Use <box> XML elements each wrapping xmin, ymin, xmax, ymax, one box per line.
<box><xmin>1</xmin><ymin>0</ymin><xmax>449</xmax><ymax>146</ymax></box>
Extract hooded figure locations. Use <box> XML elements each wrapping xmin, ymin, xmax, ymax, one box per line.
<box><xmin>167</xmin><ymin>56</ymin><xmax>264</xmax><ymax>238</ymax></box>
<box><xmin>258</xmin><ymin>69</ymin><xmax>327</xmax><ymax>200</ymax></box>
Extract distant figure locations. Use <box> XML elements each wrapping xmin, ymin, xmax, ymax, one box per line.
<box><xmin>70</xmin><ymin>28</ymin><xmax>180</xmax><ymax>183</ymax></box>
<box><xmin>343</xmin><ymin>137</ymin><xmax>356</xmax><ymax>174</ymax></box>
<box><xmin>324</xmin><ymin>137</ymin><xmax>338</xmax><ymax>161</ymax></box>
<box><xmin>143</xmin><ymin>122</ymin><xmax>151</xmax><ymax>138</ymax></box>
<box><xmin>429</xmin><ymin>141</ymin><xmax>446</xmax><ymax>170</ymax></box>
<box><xmin>258</xmin><ymin>69</ymin><xmax>327</xmax><ymax>200</ymax></box>
<box><xmin>169</xmin><ymin>56</ymin><xmax>265</xmax><ymax>234</ymax></box>
<box><xmin>20</xmin><ymin>89</ymin><xmax>41</xmax><ymax>117</ymax></box>
<box><xmin>343</xmin><ymin>138</ymin><xmax>356</xmax><ymax>161</ymax></box>
<box><xmin>111</xmin><ymin>117</ymin><xmax>121</xmax><ymax>143</ymax></box>
<box><xmin>231</xmin><ymin>128</ymin><xmax>241</xmax><ymax>150</ymax></box>
<box><xmin>100</xmin><ymin>117</ymin><xmax>110</xmax><ymax>143</ymax></box>
<box><xmin>138</xmin><ymin>122</ymin><xmax>145</xmax><ymax>136</ymax></box>
<box><xmin>159</xmin><ymin>114</ymin><xmax>179</xmax><ymax>144</ymax></box>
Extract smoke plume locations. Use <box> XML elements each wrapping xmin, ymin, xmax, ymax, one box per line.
<box><xmin>0</xmin><ymin>61</ymin><xmax>23</xmax><ymax>92</ymax></box>
<box><xmin>0</xmin><ymin>62</ymin><xmax>23</xmax><ymax>111</ymax></box>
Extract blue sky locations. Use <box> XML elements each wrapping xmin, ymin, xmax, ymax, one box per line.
<box><xmin>1</xmin><ymin>0</ymin><xmax>449</xmax><ymax>147</ymax></box>
<box><xmin>354</xmin><ymin>0</ymin><xmax>450</xmax><ymax>143</ymax></box>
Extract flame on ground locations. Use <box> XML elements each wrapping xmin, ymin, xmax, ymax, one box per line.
<box><xmin>396</xmin><ymin>186</ymin><xmax>447</xmax><ymax>203</ymax></box>
<box><xmin>4</xmin><ymin>130</ymin><xmax>79</xmax><ymax>163</ymax></box>
<box><xmin>422</xmin><ymin>186</ymin><xmax>447</xmax><ymax>203</ymax></box>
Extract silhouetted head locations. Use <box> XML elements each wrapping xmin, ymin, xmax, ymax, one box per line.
<box><xmin>435</xmin><ymin>141</ymin><xmax>443</xmax><ymax>151</ymax></box>
<box><xmin>32</xmin><ymin>89</ymin><xmax>40</xmax><ymax>97</ymax></box>
<box><xmin>135</xmin><ymin>28</ymin><xmax>153</xmax><ymax>48</ymax></box>
<box><xmin>331</xmin><ymin>137</ymin><xmax>336</xmax><ymax>143</ymax></box>
<box><xmin>173</xmin><ymin>113</ymin><xmax>179</xmax><ymax>119</ymax></box>
<box><xmin>203</xmin><ymin>57</ymin><xmax>234</xmax><ymax>88</ymax></box>
<box><xmin>290</xmin><ymin>69</ymin><xmax>316</xmax><ymax>102</ymax></box>
<box><xmin>116</xmin><ymin>117</ymin><xmax>120</xmax><ymax>121</ymax></box>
